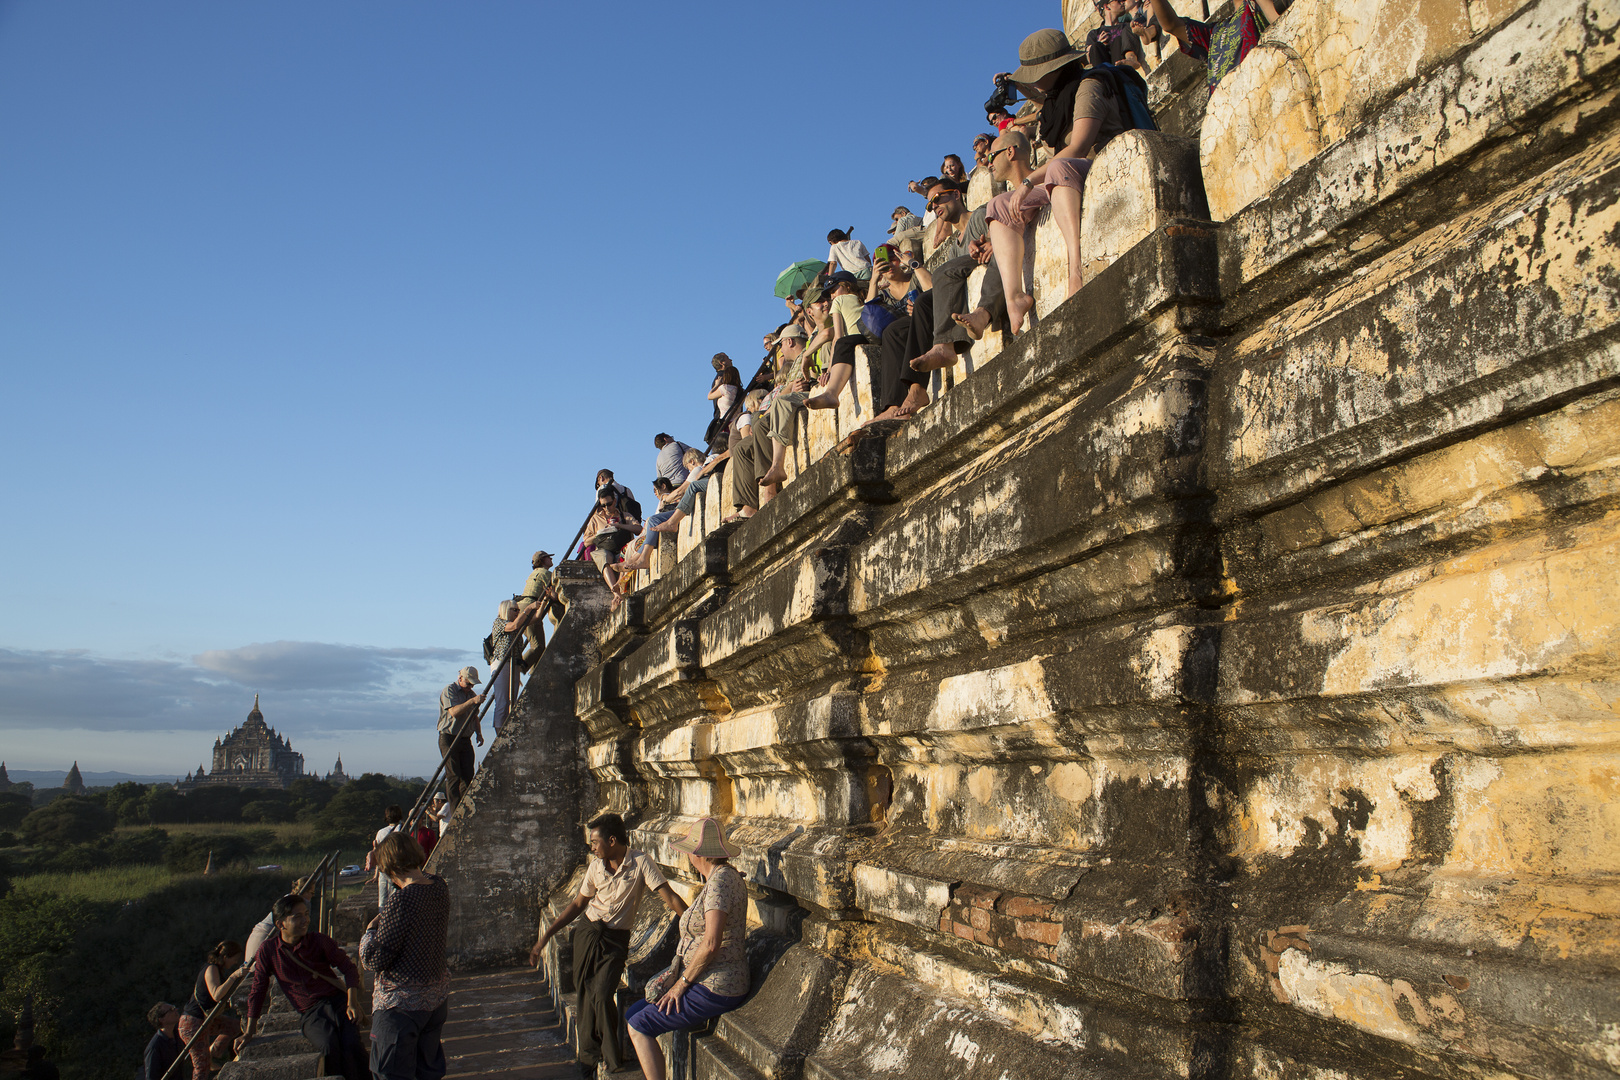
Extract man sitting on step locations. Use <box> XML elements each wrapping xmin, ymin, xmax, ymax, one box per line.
<box><xmin>528</xmin><ymin>813</ymin><xmax>687</xmax><ymax>1078</ymax></box>
<box><xmin>908</xmin><ymin>180</ymin><xmax>1006</xmax><ymax>374</ymax></box>
<box><xmin>727</xmin><ymin>325</ymin><xmax>814</xmax><ymax>517</ymax></box>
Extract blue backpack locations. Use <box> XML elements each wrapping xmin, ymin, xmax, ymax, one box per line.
<box><xmin>1083</xmin><ymin>64</ymin><xmax>1157</xmax><ymax>132</ymax></box>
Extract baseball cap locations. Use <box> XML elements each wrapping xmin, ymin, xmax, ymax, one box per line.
<box><xmin>458</xmin><ymin>666</ymin><xmax>481</xmax><ymax>685</ymax></box>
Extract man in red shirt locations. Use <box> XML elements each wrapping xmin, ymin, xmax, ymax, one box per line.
<box><xmin>236</xmin><ymin>894</ymin><xmax>366</xmax><ymax>1079</ymax></box>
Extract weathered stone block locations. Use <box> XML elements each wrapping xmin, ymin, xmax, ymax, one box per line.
<box><xmin>1081</xmin><ymin>130</ymin><xmax>1210</xmax><ymax>282</ymax></box>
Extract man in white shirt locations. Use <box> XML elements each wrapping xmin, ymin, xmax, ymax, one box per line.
<box><xmin>528</xmin><ymin>813</ymin><xmax>687</xmax><ymax>1075</ymax></box>
<box><xmin>368</xmin><ymin>805</ymin><xmax>404</xmax><ymax>907</ymax></box>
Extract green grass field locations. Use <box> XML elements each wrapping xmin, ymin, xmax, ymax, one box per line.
<box><xmin>10</xmin><ymin>853</ymin><xmax>370</xmax><ymax>904</ymax></box>
<box><xmin>9</xmin><ymin>864</ymin><xmax>177</xmax><ymax>902</ymax></box>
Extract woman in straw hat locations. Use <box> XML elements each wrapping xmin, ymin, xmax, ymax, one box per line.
<box><xmin>625</xmin><ymin>817</ymin><xmax>750</xmax><ymax>1078</ymax></box>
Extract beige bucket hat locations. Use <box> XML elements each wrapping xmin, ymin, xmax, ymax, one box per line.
<box><xmin>670</xmin><ymin>816</ymin><xmax>741</xmax><ymax>859</ymax></box>
<box><xmin>1010</xmin><ymin>28</ymin><xmax>1084</xmax><ymax>85</ymax></box>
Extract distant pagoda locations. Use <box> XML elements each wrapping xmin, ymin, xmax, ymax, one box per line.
<box><xmin>177</xmin><ymin>695</ymin><xmax>305</xmax><ymax>792</ymax></box>
<box><xmin>325</xmin><ymin>755</ymin><xmax>351</xmax><ymax>785</ymax></box>
<box><xmin>0</xmin><ymin>762</ymin><xmax>10</xmax><ymax>792</ymax></box>
<box><xmin>62</xmin><ymin>762</ymin><xmax>86</xmax><ymax>795</ymax></box>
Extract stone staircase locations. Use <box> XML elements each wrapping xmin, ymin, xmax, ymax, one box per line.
<box><xmin>218</xmin><ymin>964</ymin><xmax>579</xmax><ymax>1079</ymax></box>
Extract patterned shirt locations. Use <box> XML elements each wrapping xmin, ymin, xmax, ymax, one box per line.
<box><xmin>359</xmin><ymin>874</ymin><xmax>450</xmax><ymax>1013</ymax></box>
<box><xmin>490</xmin><ymin>616</ymin><xmax>514</xmax><ymax>663</ymax></box>
<box><xmin>678</xmin><ymin>864</ymin><xmax>749</xmax><ymax>997</ymax></box>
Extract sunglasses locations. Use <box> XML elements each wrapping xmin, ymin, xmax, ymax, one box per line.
<box><xmin>987</xmin><ymin>146</ymin><xmax>1015</xmax><ymax>163</ymax></box>
<box><xmin>926</xmin><ymin>192</ymin><xmax>961</xmax><ymax>209</ymax></box>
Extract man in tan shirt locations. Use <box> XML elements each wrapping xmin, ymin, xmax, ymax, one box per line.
<box><xmin>529</xmin><ymin>813</ymin><xmax>686</xmax><ymax>1074</ymax></box>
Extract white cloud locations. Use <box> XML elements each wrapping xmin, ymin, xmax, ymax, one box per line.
<box><xmin>0</xmin><ymin>643</ymin><xmax>479</xmax><ymax>752</ymax></box>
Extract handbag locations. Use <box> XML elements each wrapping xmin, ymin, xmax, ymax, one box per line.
<box><xmin>644</xmin><ymin>965</ymin><xmax>680</xmax><ymax>1003</ymax></box>
<box><xmin>859</xmin><ymin>300</ymin><xmax>899</xmax><ymax>339</ymax></box>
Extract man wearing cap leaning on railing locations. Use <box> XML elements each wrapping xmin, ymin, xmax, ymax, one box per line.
<box><xmin>437</xmin><ymin>666</ymin><xmax>485</xmax><ymax>815</ymax></box>
<box><xmin>513</xmin><ymin>549</ymin><xmax>563</xmax><ymax>667</ymax></box>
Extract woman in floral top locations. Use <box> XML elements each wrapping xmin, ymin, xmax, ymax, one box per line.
<box><xmin>625</xmin><ymin>817</ymin><xmax>749</xmax><ymax>1079</ymax></box>
<box><xmin>359</xmin><ymin>830</ymin><xmax>450</xmax><ymax>1079</ymax></box>
<box><xmin>488</xmin><ymin>599</ymin><xmax>519</xmax><ymax>734</ymax></box>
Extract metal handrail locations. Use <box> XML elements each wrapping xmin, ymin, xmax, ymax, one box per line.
<box><xmin>157</xmin><ymin>849</ymin><xmax>340</xmax><ymax>1080</ymax></box>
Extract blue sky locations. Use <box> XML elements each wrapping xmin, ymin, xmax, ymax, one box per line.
<box><xmin>0</xmin><ymin>0</ymin><xmax>1051</xmax><ymax>776</ymax></box>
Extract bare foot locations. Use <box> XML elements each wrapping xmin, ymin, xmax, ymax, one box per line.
<box><xmin>1006</xmin><ymin>294</ymin><xmax>1034</xmax><ymax>337</ymax></box>
<box><xmin>759</xmin><ymin>483</ymin><xmax>779</xmax><ymax>506</ymax></box>
<box><xmin>909</xmin><ymin>343</ymin><xmax>959</xmax><ymax>372</ymax></box>
<box><xmin>652</xmin><ymin>519</ymin><xmax>681</xmax><ymax>533</ymax></box>
<box><xmin>610</xmin><ymin>594</ymin><xmax>623</xmax><ymax>613</ymax></box>
<box><xmin>951</xmin><ymin>308</ymin><xmax>991</xmax><ymax>340</ymax></box>
<box><xmin>898</xmin><ymin>383</ymin><xmax>930</xmax><ymax>418</ymax></box>
<box><xmin>864</xmin><ymin>405</ymin><xmax>904</xmax><ymax>426</ymax></box>
<box><xmin>805</xmin><ymin>392</ymin><xmax>837</xmax><ymax>409</ymax></box>
<box><xmin>758</xmin><ymin>466</ymin><xmax>787</xmax><ymax>486</ymax></box>
<box><xmin>722</xmin><ymin>510</ymin><xmax>753</xmax><ymax>523</ymax></box>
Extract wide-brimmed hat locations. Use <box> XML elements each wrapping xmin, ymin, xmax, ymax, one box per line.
<box><xmin>1010</xmin><ymin>28</ymin><xmax>1083</xmax><ymax>84</ymax></box>
<box><xmin>670</xmin><ymin>816</ymin><xmax>741</xmax><ymax>859</ymax></box>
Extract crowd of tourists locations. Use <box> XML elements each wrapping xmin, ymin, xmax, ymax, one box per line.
<box><xmin>570</xmin><ymin>3</ymin><xmax>1288</xmax><ymax>576</ymax></box>
<box><xmin>141</xmin><ymin>821</ymin><xmax>452</xmax><ymax>1080</ymax></box>
<box><xmin>137</xmin><ymin>10</ymin><xmax>1291</xmax><ymax>1080</ymax></box>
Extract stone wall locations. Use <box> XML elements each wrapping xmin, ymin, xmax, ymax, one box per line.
<box><xmin>431</xmin><ymin>561</ymin><xmax>604</xmax><ymax>970</ymax></box>
<box><xmin>503</xmin><ymin>2</ymin><xmax>1620</xmax><ymax>1077</ymax></box>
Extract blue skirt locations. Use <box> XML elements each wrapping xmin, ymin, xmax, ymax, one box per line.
<box><xmin>625</xmin><ymin>983</ymin><xmax>746</xmax><ymax>1036</ymax></box>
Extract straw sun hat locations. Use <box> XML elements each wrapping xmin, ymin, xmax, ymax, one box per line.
<box><xmin>671</xmin><ymin>817</ymin><xmax>741</xmax><ymax>860</ymax></box>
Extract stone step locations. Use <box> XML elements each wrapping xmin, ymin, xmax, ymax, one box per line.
<box><xmin>236</xmin><ymin>1030</ymin><xmax>320</xmax><ymax>1060</ymax></box>
<box><xmin>215</xmin><ymin>1051</ymin><xmax>323</xmax><ymax>1080</ymax></box>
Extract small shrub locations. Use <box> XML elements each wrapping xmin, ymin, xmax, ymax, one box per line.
<box><xmin>241</xmin><ymin>799</ymin><xmax>296</xmax><ymax>824</ymax></box>
<box><xmin>20</xmin><ymin>798</ymin><xmax>115</xmax><ymax>847</ymax></box>
<box><xmin>0</xmin><ymin>792</ymin><xmax>31</xmax><ymax>830</ymax></box>
<box><xmin>45</xmin><ymin>844</ymin><xmax>110</xmax><ymax>873</ymax></box>
<box><xmin>107</xmin><ymin>827</ymin><xmax>170</xmax><ymax>866</ymax></box>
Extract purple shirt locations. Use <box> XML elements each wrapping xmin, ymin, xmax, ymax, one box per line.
<box><xmin>247</xmin><ymin>930</ymin><xmax>360</xmax><ymax>1019</ymax></box>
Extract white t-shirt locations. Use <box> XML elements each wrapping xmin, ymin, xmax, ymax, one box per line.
<box><xmin>827</xmin><ymin>239</ymin><xmax>871</xmax><ymax>277</ymax></box>
<box><xmin>374</xmin><ymin>824</ymin><xmax>399</xmax><ymax>847</ymax></box>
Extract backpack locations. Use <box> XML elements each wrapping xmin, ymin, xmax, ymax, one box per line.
<box><xmin>616</xmin><ymin>486</ymin><xmax>643</xmax><ymax>521</ymax></box>
<box><xmin>1082</xmin><ymin>64</ymin><xmax>1157</xmax><ymax>133</ymax></box>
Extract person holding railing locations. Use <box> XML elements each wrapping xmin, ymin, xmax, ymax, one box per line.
<box><xmin>176</xmin><ymin>941</ymin><xmax>244</xmax><ymax>1079</ymax></box>
<box><xmin>514</xmin><ymin>550</ymin><xmax>563</xmax><ymax>664</ymax></box>
<box><xmin>238</xmin><ymin>893</ymin><xmax>367</xmax><ymax>1079</ymax></box>
<box><xmin>487</xmin><ymin>600</ymin><xmax>524</xmax><ymax>735</ymax></box>
<box><xmin>436</xmin><ymin>667</ymin><xmax>485</xmax><ymax>814</ymax></box>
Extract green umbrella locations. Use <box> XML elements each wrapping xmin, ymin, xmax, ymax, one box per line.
<box><xmin>774</xmin><ymin>259</ymin><xmax>826</xmax><ymax>299</ymax></box>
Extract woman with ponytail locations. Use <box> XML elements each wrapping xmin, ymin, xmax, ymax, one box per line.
<box><xmin>177</xmin><ymin>940</ymin><xmax>245</xmax><ymax>1078</ymax></box>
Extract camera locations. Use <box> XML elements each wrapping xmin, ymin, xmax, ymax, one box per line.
<box><xmin>984</xmin><ymin>72</ymin><xmax>1020</xmax><ymax>113</ymax></box>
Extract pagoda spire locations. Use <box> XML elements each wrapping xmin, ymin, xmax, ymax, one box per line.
<box><xmin>63</xmin><ymin>761</ymin><xmax>85</xmax><ymax>795</ymax></box>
